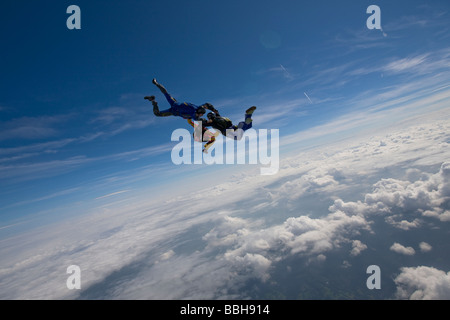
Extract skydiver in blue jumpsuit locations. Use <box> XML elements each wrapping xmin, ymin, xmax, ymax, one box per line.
<box><xmin>145</xmin><ymin>79</ymin><xmax>207</xmax><ymax>120</ymax></box>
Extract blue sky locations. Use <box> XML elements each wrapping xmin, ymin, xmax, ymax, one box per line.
<box><xmin>1</xmin><ymin>0</ymin><xmax>449</xmax><ymax>232</ymax></box>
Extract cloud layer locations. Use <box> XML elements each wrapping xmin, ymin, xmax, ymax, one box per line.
<box><xmin>1</xmin><ymin>105</ymin><xmax>449</xmax><ymax>300</ymax></box>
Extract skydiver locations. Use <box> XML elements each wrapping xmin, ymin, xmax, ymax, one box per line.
<box><xmin>144</xmin><ymin>78</ymin><xmax>207</xmax><ymax>120</ymax></box>
<box><xmin>200</xmin><ymin>104</ymin><xmax>257</xmax><ymax>141</ymax></box>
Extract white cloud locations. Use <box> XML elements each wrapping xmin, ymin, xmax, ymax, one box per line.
<box><xmin>419</xmin><ymin>242</ymin><xmax>432</xmax><ymax>253</ymax></box>
<box><xmin>285</xmin><ymin>213</ymin><xmax>369</xmax><ymax>255</ymax></box>
<box><xmin>390</xmin><ymin>243</ymin><xmax>415</xmax><ymax>256</ymax></box>
<box><xmin>421</xmin><ymin>209</ymin><xmax>450</xmax><ymax>222</ymax></box>
<box><xmin>213</xmin><ymin>210</ymin><xmax>370</xmax><ymax>275</ymax></box>
<box><xmin>329</xmin><ymin>159</ymin><xmax>450</xmax><ymax>227</ymax></box>
<box><xmin>395</xmin><ymin>266</ymin><xmax>450</xmax><ymax>300</ymax></box>
<box><xmin>225</xmin><ymin>252</ymin><xmax>272</xmax><ymax>282</ymax></box>
<box><xmin>350</xmin><ymin>240</ymin><xmax>367</xmax><ymax>256</ymax></box>
<box><xmin>385</xmin><ymin>216</ymin><xmax>421</xmax><ymax>230</ymax></box>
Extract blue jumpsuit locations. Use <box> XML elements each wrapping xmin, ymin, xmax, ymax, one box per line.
<box><xmin>154</xmin><ymin>92</ymin><xmax>203</xmax><ymax>120</ymax></box>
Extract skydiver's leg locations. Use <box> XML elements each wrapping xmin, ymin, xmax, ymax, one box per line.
<box><xmin>203</xmin><ymin>136</ymin><xmax>216</xmax><ymax>153</ymax></box>
<box><xmin>153</xmin><ymin>78</ymin><xmax>177</xmax><ymax>107</ymax></box>
<box><xmin>229</xmin><ymin>106</ymin><xmax>257</xmax><ymax>140</ymax></box>
<box><xmin>147</xmin><ymin>98</ymin><xmax>174</xmax><ymax>117</ymax></box>
<box><xmin>236</xmin><ymin>106</ymin><xmax>257</xmax><ymax>131</ymax></box>
<box><xmin>152</xmin><ymin>78</ymin><xmax>168</xmax><ymax>94</ymax></box>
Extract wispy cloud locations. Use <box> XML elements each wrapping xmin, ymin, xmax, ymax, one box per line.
<box><xmin>255</xmin><ymin>64</ymin><xmax>295</xmax><ymax>81</ymax></box>
<box><xmin>280</xmin><ymin>85</ymin><xmax>450</xmax><ymax>150</ymax></box>
<box><xmin>0</xmin><ymin>138</ymin><xmax>77</xmax><ymax>158</ymax></box>
<box><xmin>0</xmin><ymin>101</ymin><xmax>164</xmax><ymax>185</ymax></box>
<box><xmin>279</xmin><ymin>64</ymin><xmax>294</xmax><ymax>81</ymax></box>
<box><xmin>95</xmin><ymin>189</ymin><xmax>131</xmax><ymax>200</ymax></box>
<box><xmin>0</xmin><ymin>187</ymin><xmax>82</xmax><ymax>211</ymax></box>
<box><xmin>0</xmin><ymin>142</ymin><xmax>174</xmax><ymax>184</ymax></box>
<box><xmin>0</xmin><ymin>114</ymin><xmax>72</xmax><ymax>141</ymax></box>
<box><xmin>383</xmin><ymin>9</ymin><xmax>450</xmax><ymax>35</ymax></box>
<box><xmin>383</xmin><ymin>54</ymin><xmax>429</xmax><ymax>73</ymax></box>
<box><xmin>304</xmin><ymin>92</ymin><xmax>313</xmax><ymax>104</ymax></box>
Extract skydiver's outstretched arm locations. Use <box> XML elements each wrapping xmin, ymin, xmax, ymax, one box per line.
<box><xmin>203</xmin><ymin>103</ymin><xmax>221</xmax><ymax>116</ymax></box>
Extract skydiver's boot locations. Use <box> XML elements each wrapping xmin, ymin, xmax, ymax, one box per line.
<box><xmin>150</xmin><ymin>99</ymin><xmax>162</xmax><ymax>116</ymax></box>
<box><xmin>245</xmin><ymin>106</ymin><xmax>256</xmax><ymax>124</ymax></box>
<box><xmin>152</xmin><ymin>78</ymin><xmax>169</xmax><ymax>95</ymax></box>
<box><xmin>144</xmin><ymin>95</ymin><xmax>155</xmax><ymax>101</ymax></box>
<box><xmin>246</xmin><ymin>106</ymin><xmax>257</xmax><ymax>115</ymax></box>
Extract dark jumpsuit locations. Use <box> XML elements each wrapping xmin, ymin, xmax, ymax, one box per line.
<box><xmin>200</xmin><ymin>110</ymin><xmax>253</xmax><ymax>140</ymax></box>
